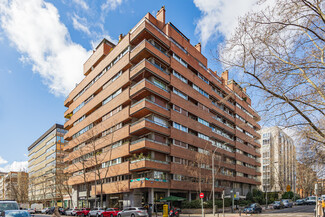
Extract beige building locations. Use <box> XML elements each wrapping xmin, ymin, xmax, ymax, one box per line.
<box><xmin>0</xmin><ymin>172</ymin><xmax>28</xmax><ymax>203</ymax></box>
<box><xmin>28</xmin><ymin>124</ymin><xmax>67</xmax><ymax>207</ymax></box>
<box><xmin>259</xmin><ymin>127</ymin><xmax>296</xmax><ymax>193</ymax></box>
<box><xmin>0</xmin><ymin>172</ymin><xmax>7</xmax><ymax>200</ymax></box>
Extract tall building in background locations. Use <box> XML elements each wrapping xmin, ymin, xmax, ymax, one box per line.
<box><xmin>64</xmin><ymin>7</ymin><xmax>261</xmax><ymax>208</ymax></box>
<box><xmin>259</xmin><ymin>127</ymin><xmax>296</xmax><ymax>193</ymax></box>
<box><xmin>28</xmin><ymin>124</ymin><xmax>67</xmax><ymax>207</ymax></box>
<box><xmin>0</xmin><ymin>172</ymin><xmax>28</xmax><ymax>203</ymax></box>
<box><xmin>0</xmin><ymin>172</ymin><xmax>8</xmax><ymax>200</ymax></box>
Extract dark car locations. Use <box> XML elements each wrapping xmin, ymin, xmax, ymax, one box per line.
<box><xmin>4</xmin><ymin>210</ymin><xmax>32</xmax><ymax>217</ymax></box>
<box><xmin>296</xmin><ymin>199</ymin><xmax>306</xmax><ymax>205</ymax></box>
<box><xmin>272</xmin><ymin>201</ymin><xmax>284</xmax><ymax>209</ymax></box>
<box><xmin>243</xmin><ymin>203</ymin><xmax>262</xmax><ymax>214</ymax></box>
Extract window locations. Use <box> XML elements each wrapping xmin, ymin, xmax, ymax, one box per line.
<box><xmin>198</xmin><ymin>73</ymin><xmax>209</xmax><ymax>84</ymax></box>
<box><xmin>198</xmin><ymin>133</ymin><xmax>210</xmax><ymax>141</ymax></box>
<box><xmin>198</xmin><ymin>118</ymin><xmax>209</xmax><ymax>127</ymax></box>
<box><xmin>173</xmin><ymin>70</ymin><xmax>187</xmax><ymax>83</ymax></box>
<box><xmin>153</xmin><ymin>78</ymin><xmax>168</xmax><ymax>91</ymax></box>
<box><xmin>192</xmin><ymin>84</ymin><xmax>209</xmax><ymax>98</ymax></box>
<box><xmin>173</xmin><ymin>139</ymin><xmax>187</xmax><ymax>148</ymax></box>
<box><xmin>263</xmin><ymin>133</ymin><xmax>271</xmax><ymax>138</ymax></box>
<box><xmin>172</xmin><ymin>53</ymin><xmax>187</xmax><ymax>67</ymax></box>
<box><xmin>103</xmin><ymin>89</ymin><xmax>122</xmax><ymax>105</ymax></box>
<box><xmin>173</xmin><ymin>105</ymin><xmax>188</xmax><ymax>116</ymax></box>
<box><xmin>173</xmin><ymin>88</ymin><xmax>188</xmax><ymax>100</ymax></box>
<box><xmin>153</xmin><ymin>116</ymin><xmax>168</xmax><ymax>127</ymax></box>
<box><xmin>263</xmin><ymin>139</ymin><xmax>270</xmax><ymax>145</ymax></box>
<box><xmin>173</xmin><ymin>122</ymin><xmax>188</xmax><ymax>132</ymax></box>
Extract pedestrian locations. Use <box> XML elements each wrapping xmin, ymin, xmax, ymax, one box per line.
<box><xmin>322</xmin><ymin>199</ymin><xmax>325</xmax><ymax>217</ymax></box>
<box><xmin>318</xmin><ymin>200</ymin><xmax>323</xmax><ymax>217</ymax></box>
<box><xmin>52</xmin><ymin>206</ymin><xmax>61</xmax><ymax>217</ymax></box>
<box><xmin>148</xmin><ymin>204</ymin><xmax>152</xmax><ymax>217</ymax></box>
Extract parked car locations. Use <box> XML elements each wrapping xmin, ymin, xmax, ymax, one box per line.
<box><xmin>4</xmin><ymin>210</ymin><xmax>32</xmax><ymax>217</ymax></box>
<box><xmin>281</xmin><ymin>199</ymin><xmax>293</xmax><ymax>208</ymax></box>
<box><xmin>0</xmin><ymin>201</ymin><xmax>20</xmax><ymax>211</ymax></box>
<box><xmin>306</xmin><ymin>196</ymin><xmax>317</xmax><ymax>205</ymax></box>
<box><xmin>27</xmin><ymin>209</ymin><xmax>35</xmax><ymax>214</ymax></box>
<box><xmin>41</xmin><ymin>208</ymin><xmax>49</xmax><ymax>214</ymax></box>
<box><xmin>243</xmin><ymin>203</ymin><xmax>262</xmax><ymax>214</ymax></box>
<box><xmin>76</xmin><ymin>208</ymin><xmax>91</xmax><ymax>216</ymax></box>
<box><xmin>66</xmin><ymin>209</ymin><xmax>80</xmax><ymax>216</ymax></box>
<box><xmin>271</xmin><ymin>201</ymin><xmax>284</xmax><ymax>209</ymax></box>
<box><xmin>117</xmin><ymin>207</ymin><xmax>148</xmax><ymax>217</ymax></box>
<box><xmin>296</xmin><ymin>199</ymin><xmax>306</xmax><ymax>205</ymax></box>
<box><xmin>59</xmin><ymin>207</ymin><xmax>66</xmax><ymax>215</ymax></box>
<box><xmin>101</xmin><ymin>208</ymin><xmax>120</xmax><ymax>217</ymax></box>
<box><xmin>88</xmin><ymin>208</ymin><xmax>105</xmax><ymax>217</ymax></box>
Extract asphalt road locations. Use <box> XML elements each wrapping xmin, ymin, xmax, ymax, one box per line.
<box><xmin>254</xmin><ymin>204</ymin><xmax>315</xmax><ymax>217</ymax></box>
<box><xmin>34</xmin><ymin>206</ymin><xmax>316</xmax><ymax>217</ymax></box>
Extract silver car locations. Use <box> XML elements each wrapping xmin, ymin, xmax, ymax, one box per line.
<box><xmin>66</xmin><ymin>209</ymin><xmax>80</xmax><ymax>216</ymax></box>
<box><xmin>88</xmin><ymin>208</ymin><xmax>105</xmax><ymax>217</ymax></box>
<box><xmin>117</xmin><ymin>207</ymin><xmax>147</xmax><ymax>217</ymax></box>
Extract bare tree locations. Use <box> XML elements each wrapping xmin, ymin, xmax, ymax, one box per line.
<box><xmin>218</xmin><ymin>0</ymin><xmax>325</xmax><ymax>164</ymax></box>
<box><xmin>296</xmin><ymin>161</ymin><xmax>317</xmax><ymax>197</ymax></box>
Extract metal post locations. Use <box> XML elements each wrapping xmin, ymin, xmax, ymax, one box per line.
<box><xmin>265</xmin><ymin>186</ymin><xmax>268</xmax><ymax>209</ymax></box>
<box><xmin>212</xmin><ymin>154</ymin><xmax>215</xmax><ymax>216</ymax></box>
<box><xmin>201</xmin><ymin>198</ymin><xmax>204</xmax><ymax>217</ymax></box>
<box><xmin>222</xmin><ymin>190</ymin><xmax>224</xmax><ymax>217</ymax></box>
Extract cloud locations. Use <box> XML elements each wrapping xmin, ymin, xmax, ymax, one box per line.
<box><xmin>0</xmin><ymin>156</ymin><xmax>27</xmax><ymax>172</ymax></box>
<box><xmin>0</xmin><ymin>156</ymin><xmax>8</xmax><ymax>165</ymax></box>
<box><xmin>72</xmin><ymin>0</ymin><xmax>89</xmax><ymax>10</ymax></box>
<box><xmin>194</xmin><ymin>0</ymin><xmax>259</xmax><ymax>46</ymax></box>
<box><xmin>72</xmin><ymin>14</ymin><xmax>91</xmax><ymax>35</ymax></box>
<box><xmin>0</xmin><ymin>161</ymin><xmax>28</xmax><ymax>172</ymax></box>
<box><xmin>0</xmin><ymin>0</ymin><xmax>92</xmax><ymax>96</ymax></box>
<box><xmin>101</xmin><ymin>0</ymin><xmax>123</xmax><ymax>11</ymax></box>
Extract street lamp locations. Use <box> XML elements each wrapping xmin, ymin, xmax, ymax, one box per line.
<box><xmin>212</xmin><ymin>143</ymin><xmax>228</xmax><ymax>216</ymax></box>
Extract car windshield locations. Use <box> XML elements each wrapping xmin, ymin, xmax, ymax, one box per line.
<box><xmin>5</xmin><ymin>211</ymin><xmax>30</xmax><ymax>217</ymax></box>
<box><xmin>137</xmin><ymin>208</ymin><xmax>146</xmax><ymax>210</ymax></box>
<box><xmin>310</xmin><ymin>197</ymin><xmax>316</xmax><ymax>200</ymax></box>
<box><xmin>249</xmin><ymin>204</ymin><xmax>256</xmax><ymax>208</ymax></box>
<box><xmin>0</xmin><ymin>203</ymin><xmax>19</xmax><ymax>211</ymax></box>
<box><xmin>274</xmin><ymin>201</ymin><xmax>281</xmax><ymax>204</ymax></box>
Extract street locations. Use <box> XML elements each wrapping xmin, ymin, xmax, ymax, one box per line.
<box><xmin>33</xmin><ymin>205</ymin><xmax>315</xmax><ymax>217</ymax></box>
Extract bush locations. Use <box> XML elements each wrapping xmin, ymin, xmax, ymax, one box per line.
<box><xmin>282</xmin><ymin>191</ymin><xmax>294</xmax><ymax>199</ymax></box>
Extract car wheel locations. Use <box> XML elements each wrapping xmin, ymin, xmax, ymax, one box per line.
<box><xmin>131</xmin><ymin>214</ymin><xmax>135</xmax><ymax>217</ymax></box>
<box><xmin>118</xmin><ymin>215</ymin><xmax>121</xmax><ymax>217</ymax></box>
<box><xmin>111</xmin><ymin>214</ymin><xmax>113</xmax><ymax>217</ymax></box>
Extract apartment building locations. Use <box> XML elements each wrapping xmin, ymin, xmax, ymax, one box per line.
<box><xmin>28</xmin><ymin>124</ymin><xmax>67</xmax><ymax>207</ymax></box>
<box><xmin>259</xmin><ymin>127</ymin><xmax>296</xmax><ymax>193</ymax></box>
<box><xmin>0</xmin><ymin>172</ymin><xmax>7</xmax><ymax>200</ymax></box>
<box><xmin>63</xmin><ymin>7</ymin><xmax>261</xmax><ymax>208</ymax></box>
<box><xmin>0</xmin><ymin>172</ymin><xmax>28</xmax><ymax>203</ymax></box>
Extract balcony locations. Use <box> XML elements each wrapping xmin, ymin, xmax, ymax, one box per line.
<box><xmin>130</xmin><ymin>177</ymin><xmax>169</xmax><ymax>189</ymax></box>
<box><xmin>130</xmin><ymin>138</ymin><xmax>170</xmax><ymax>154</ymax></box>
<box><xmin>130</xmin><ymin>79</ymin><xmax>170</xmax><ymax>101</ymax></box>
<box><xmin>129</xmin><ymin>158</ymin><xmax>170</xmax><ymax>172</ymax></box>
<box><xmin>130</xmin><ymin>118</ymin><xmax>170</xmax><ymax>136</ymax></box>
<box><xmin>130</xmin><ymin>98</ymin><xmax>170</xmax><ymax>118</ymax></box>
<box><xmin>130</xmin><ymin>59</ymin><xmax>170</xmax><ymax>83</ymax></box>
<box><xmin>130</xmin><ymin>39</ymin><xmax>170</xmax><ymax>66</ymax></box>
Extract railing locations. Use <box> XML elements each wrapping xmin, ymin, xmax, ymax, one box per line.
<box><xmin>130</xmin><ymin>158</ymin><xmax>170</xmax><ymax>165</ymax></box>
<box><xmin>130</xmin><ymin>137</ymin><xmax>169</xmax><ymax>146</ymax></box>
<box><xmin>130</xmin><ymin>78</ymin><xmax>170</xmax><ymax>93</ymax></box>
<box><xmin>130</xmin><ymin>177</ymin><xmax>169</xmax><ymax>182</ymax></box>
<box><xmin>130</xmin><ymin>117</ymin><xmax>169</xmax><ymax>128</ymax></box>
<box><xmin>130</xmin><ymin>98</ymin><xmax>169</xmax><ymax>111</ymax></box>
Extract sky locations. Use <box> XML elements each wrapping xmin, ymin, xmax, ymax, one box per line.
<box><xmin>0</xmin><ymin>0</ymin><xmax>262</xmax><ymax>172</ymax></box>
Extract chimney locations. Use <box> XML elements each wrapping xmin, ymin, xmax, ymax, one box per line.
<box><xmin>195</xmin><ymin>43</ymin><xmax>201</xmax><ymax>53</ymax></box>
<box><xmin>243</xmin><ymin>87</ymin><xmax>246</xmax><ymax>92</ymax></box>
<box><xmin>156</xmin><ymin>6</ymin><xmax>165</xmax><ymax>26</ymax></box>
<box><xmin>221</xmin><ymin>70</ymin><xmax>229</xmax><ymax>81</ymax></box>
<box><xmin>119</xmin><ymin>34</ymin><xmax>124</xmax><ymax>42</ymax></box>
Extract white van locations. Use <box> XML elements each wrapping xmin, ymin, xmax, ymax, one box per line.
<box><xmin>306</xmin><ymin>196</ymin><xmax>317</xmax><ymax>205</ymax></box>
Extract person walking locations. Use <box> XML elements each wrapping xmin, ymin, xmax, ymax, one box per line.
<box><xmin>322</xmin><ymin>199</ymin><xmax>325</xmax><ymax>217</ymax></box>
<box><xmin>318</xmin><ymin>200</ymin><xmax>323</xmax><ymax>217</ymax></box>
<box><xmin>148</xmin><ymin>204</ymin><xmax>152</xmax><ymax>217</ymax></box>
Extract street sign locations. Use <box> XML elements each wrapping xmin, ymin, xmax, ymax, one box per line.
<box><xmin>199</xmin><ymin>193</ymin><xmax>204</xmax><ymax>198</ymax></box>
<box><xmin>286</xmin><ymin>185</ymin><xmax>291</xmax><ymax>192</ymax></box>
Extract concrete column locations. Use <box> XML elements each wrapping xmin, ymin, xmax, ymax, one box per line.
<box><xmin>188</xmin><ymin>191</ymin><xmax>191</xmax><ymax>201</ymax></box>
<box><xmin>72</xmin><ymin>186</ymin><xmax>78</xmax><ymax>208</ymax></box>
<box><xmin>148</xmin><ymin>188</ymin><xmax>154</xmax><ymax>204</ymax></box>
<box><xmin>167</xmin><ymin>189</ymin><xmax>170</xmax><ymax>197</ymax></box>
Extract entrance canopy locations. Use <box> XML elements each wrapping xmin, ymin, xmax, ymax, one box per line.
<box><xmin>159</xmin><ymin>196</ymin><xmax>186</xmax><ymax>202</ymax></box>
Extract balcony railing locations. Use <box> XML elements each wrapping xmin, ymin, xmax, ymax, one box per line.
<box><xmin>130</xmin><ymin>158</ymin><xmax>170</xmax><ymax>165</ymax></box>
<box><xmin>130</xmin><ymin>177</ymin><xmax>169</xmax><ymax>182</ymax></box>
<box><xmin>130</xmin><ymin>117</ymin><xmax>169</xmax><ymax>129</ymax></box>
<box><xmin>131</xmin><ymin>137</ymin><xmax>169</xmax><ymax>146</ymax></box>
<box><xmin>131</xmin><ymin>98</ymin><xmax>169</xmax><ymax>111</ymax></box>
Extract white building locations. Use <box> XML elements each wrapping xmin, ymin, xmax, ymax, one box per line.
<box><xmin>259</xmin><ymin>127</ymin><xmax>296</xmax><ymax>193</ymax></box>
